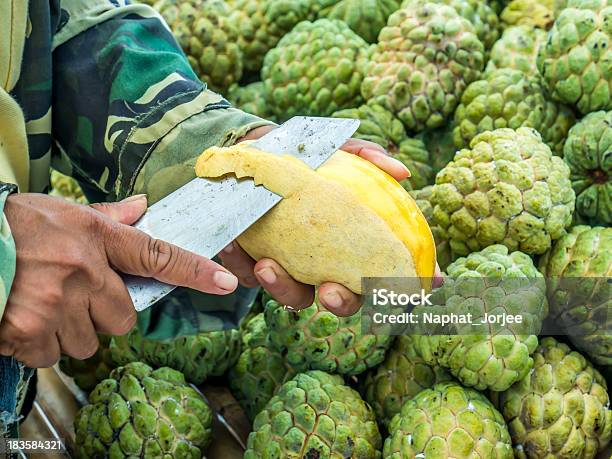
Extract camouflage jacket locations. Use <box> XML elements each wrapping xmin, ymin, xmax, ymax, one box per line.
<box><xmin>0</xmin><ymin>0</ymin><xmax>272</xmax><ymax>439</ymax></box>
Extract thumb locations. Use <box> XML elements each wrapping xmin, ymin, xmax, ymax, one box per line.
<box><xmin>90</xmin><ymin>195</ymin><xmax>148</xmax><ymax>225</ymax></box>
<box><xmin>104</xmin><ymin>223</ymin><xmax>238</xmax><ymax>295</ymax></box>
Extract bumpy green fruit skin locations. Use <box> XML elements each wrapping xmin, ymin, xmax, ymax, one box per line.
<box><xmin>361</xmin><ymin>3</ymin><xmax>485</xmax><ymax>132</ymax></box>
<box><xmin>537</xmin><ymin>0</ymin><xmax>612</xmax><ymax>115</ymax></box>
<box><xmin>75</xmin><ymin>362</ymin><xmax>213</xmax><ymax>458</ymax></box>
<box><xmin>333</xmin><ymin>104</ymin><xmax>433</xmax><ymax>190</ymax></box>
<box><xmin>384</xmin><ymin>382</ymin><xmax>513</xmax><ymax>458</ymax></box>
<box><xmin>265</xmin><ymin>299</ymin><xmax>393</xmax><ymax>376</ymax></box>
<box><xmin>410</xmin><ymin>186</ymin><xmax>454</xmax><ymax>271</ymax></box>
<box><xmin>227</xmin><ymin>82</ymin><xmax>275</xmax><ymax>121</ymax></box>
<box><xmin>228</xmin><ymin>0</ymin><xmax>311</xmax><ymax>73</ymax></box>
<box><xmin>245</xmin><ymin>371</ymin><xmax>382</xmax><ymax>459</ymax></box>
<box><xmin>413</xmin><ymin>245</ymin><xmax>547</xmax><ymax>391</ymax></box>
<box><xmin>262</xmin><ymin>19</ymin><xmax>368</xmax><ymax>121</ymax></box>
<box><xmin>362</xmin><ymin>335</ymin><xmax>452</xmax><ymax>428</ymax></box>
<box><xmin>563</xmin><ymin>110</ymin><xmax>612</xmax><ymax>225</ymax></box>
<box><xmin>110</xmin><ymin>326</ymin><xmax>241</xmax><ymax>385</ymax></box>
<box><xmin>432</xmin><ymin>128</ymin><xmax>575</xmax><ymax>256</ymax></box>
<box><xmin>491</xmin><ymin>337</ymin><xmax>612</xmax><ymax>459</ymax></box>
<box><xmin>157</xmin><ymin>0</ymin><xmax>243</xmax><ymax>92</ymax></box>
<box><xmin>229</xmin><ymin>313</ymin><xmax>295</xmax><ymax>421</ymax></box>
<box><xmin>540</xmin><ymin>226</ymin><xmax>612</xmax><ymax>366</ymax></box>
<box><xmin>60</xmin><ymin>335</ymin><xmax>114</xmax><ymax>392</ymax></box>
<box><xmin>453</xmin><ymin>69</ymin><xmax>575</xmax><ymax>155</ymax></box>
<box><xmin>402</xmin><ymin>0</ymin><xmax>501</xmax><ymax>50</ymax></box>
<box><xmin>318</xmin><ymin>0</ymin><xmax>401</xmax><ymax>43</ymax></box>
<box><xmin>486</xmin><ymin>26</ymin><xmax>546</xmax><ymax>76</ymax></box>
<box><xmin>500</xmin><ymin>0</ymin><xmax>554</xmax><ymax>29</ymax></box>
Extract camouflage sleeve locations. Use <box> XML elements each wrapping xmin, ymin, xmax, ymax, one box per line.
<box><xmin>52</xmin><ymin>0</ymin><xmax>273</xmax><ymax>203</ymax></box>
<box><xmin>0</xmin><ymin>190</ymin><xmax>16</xmax><ymax>323</ymax></box>
<box><xmin>51</xmin><ymin>0</ymin><xmax>271</xmax><ymax>339</ymax></box>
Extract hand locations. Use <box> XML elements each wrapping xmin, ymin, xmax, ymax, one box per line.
<box><xmin>224</xmin><ymin>128</ymin><xmax>439</xmax><ymax>316</ymax></box>
<box><xmin>0</xmin><ymin>193</ymin><xmax>238</xmax><ymax>368</ymax></box>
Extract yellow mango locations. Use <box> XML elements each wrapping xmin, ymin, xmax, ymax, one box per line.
<box><xmin>195</xmin><ymin>143</ymin><xmax>436</xmax><ymax>294</ymax></box>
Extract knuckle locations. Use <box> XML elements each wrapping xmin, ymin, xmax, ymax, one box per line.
<box><xmin>144</xmin><ymin>238</ymin><xmax>175</xmax><ymax>274</ymax></box>
<box><xmin>18</xmin><ymin>318</ymin><xmax>48</xmax><ymax>340</ymax></box>
<box><xmin>107</xmin><ymin>310</ymin><xmax>137</xmax><ymax>336</ymax></box>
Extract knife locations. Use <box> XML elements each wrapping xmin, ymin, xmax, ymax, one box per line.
<box><xmin>123</xmin><ymin>116</ymin><xmax>360</xmax><ymax>311</ymax></box>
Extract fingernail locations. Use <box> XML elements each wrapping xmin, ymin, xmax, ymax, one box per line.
<box><xmin>213</xmin><ymin>271</ymin><xmax>238</xmax><ymax>291</ymax></box>
<box><xmin>124</xmin><ymin>194</ymin><xmax>147</xmax><ymax>203</ymax></box>
<box><xmin>223</xmin><ymin>242</ymin><xmax>234</xmax><ymax>254</ymax></box>
<box><xmin>256</xmin><ymin>267</ymin><xmax>276</xmax><ymax>285</ymax></box>
<box><xmin>390</xmin><ymin>157</ymin><xmax>411</xmax><ymax>176</ymax></box>
<box><xmin>322</xmin><ymin>291</ymin><xmax>343</xmax><ymax>309</ymax></box>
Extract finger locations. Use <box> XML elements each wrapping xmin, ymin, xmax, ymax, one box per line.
<box><xmin>341</xmin><ymin>139</ymin><xmax>411</xmax><ymax>181</ymax></box>
<box><xmin>254</xmin><ymin>259</ymin><xmax>314</xmax><ymax>310</ymax></box>
<box><xmin>90</xmin><ymin>195</ymin><xmax>148</xmax><ymax>225</ymax></box>
<box><xmin>317</xmin><ymin>283</ymin><xmax>362</xmax><ymax>317</ymax></box>
<box><xmin>89</xmin><ymin>272</ymin><xmax>137</xmax><ymax>336</ymax></box>
<box><xmin>105</xmin><ymin>224</ymin><xmax>238</xmax><ymax>295</ymax></box>
<box><xmin>12</xmin><ymin>336</ymin><xmax>61</xmax><ymax>368</ymax></box>
<box><xmin>433</xmin><ymin>263</ymin><xmax>444</xmax><ymax>289</ymax></box>
<box><xmin>58</xmin><ymin>321</ymin><xmax>99</xmax><ymax>360</ymax></box>
<box><xmin>219</xmin><ymin>242</ymin><xmax>259</xmax><ymax>287</ymax></box>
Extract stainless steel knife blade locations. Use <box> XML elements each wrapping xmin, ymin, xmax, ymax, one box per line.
<box><xmin>124</xmin><ymin>116</ymin><xmax>360</xmax><ymax>311</ymax></box>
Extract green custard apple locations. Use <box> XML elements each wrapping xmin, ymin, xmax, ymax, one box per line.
<box><xmin>432</xmin><ymin>127</ymin><xmax>575</xmax><ymax>256</ymax></box>
<box><xmin>227</xmin><ymin>0</ymin><xmax>311</xmax><ymax>73</ymax></box>
<box><xmin>265</xmin><ymin>298</ymin><xmax>393</xmax><ymax>376</ymax></box>
<box><xmin>244</xmin><ymin>371</ymin><xmax>382</xmax><ymax>459</ymax></box>
<box><xmin>227</xmin><ymin>82</ymin><xmax>275</xmax><ymax>121</ymax></box>
<box><xmin>110</xmin><ymin>326</ymin><xmax>241</xmax><ymax>385</ymax></box>
<box><xmin>60</xmin><ymin>335</ymin><xmax>115</xmax><ymax>392</ymax></box>
<box><xmin>318</xmin><ymin>0</ymin><xmax>401</xmax><ymax>43</ymax></box>
<box><xmin>500</xmin><ymin>0</ymin><xmax>554</xmax><ymax>29</ymax></box>
<box><xmin>540</xmin><ymin>225</ymin><xmax>612</xmax><ymax>366</ymax></box>
<box><xmin>486</xmin><ymin>26</ymin><xmax>547</xmax><ymax>76</ymax></box>
<box><xmin>157</xmin><ymin>0</ymin><xmax>243</xmax><ymax>92</ymax></box>
<box><xmin>412</xmin><ymin>244</ymin><xmax>548</xmax><ymax>391</ymax></box>
<box><xmin>228</xmin><ymin>313</ymin><xmax>295</xmax><ymax>421</ymax></box>
<box><xmin>384</xmin><ymin>382</ymin><xmax>513</xmax><ymax>458</ymax></box>
<box><xmin>563</xmin><ymin>110</ymin><xmax>611</xmax><ymax>225</ymax></box>
<box><xmin>361</xmin><ymin>335</ymin><xmax>452</xmax><ymax>428</ymax></box>
<box><xmin>361</xmin><ymin>2</ymin><xmax>485</xmax><ymax>132</ymax></box>
<box><xmin>262</xmin><ymin>19</ymin><xmax>369</xmax><ymax>121</ymax></box>
<box><xmin>74</xmin><ymin>362</ymin><xmax>213</xmax><ymax>458</ymax></box>
<box><xmin>537</xmin><ymin>0</ymin><xmax>612</xmax><ymax>115</ymax></box>
<box><xmin>402</xmin><ymin>0</ymin><xmax>501</xmax><ymax>51</ymax></box>
<box><xmin>333</xmin><ymin>103</ymin><xmax>433</xmax><ymax>190</ymax></box>
<box><xmin>491</xmin><ymin>337</ymin><xmax>612</xmax><ymax>459</ymax></box>
<box><xmin>453</xmin><ymin>68</ymin><xmax>575</xmax><ymax>155</ymax></box>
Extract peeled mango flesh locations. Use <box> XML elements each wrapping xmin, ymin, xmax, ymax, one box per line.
<box><xmin>491</xmin><ymin>337</ymin><xmax>612</xmax><ymax>459</ymax></box>
<box><xmin>537</xmin><ymin>0</ymin><xmax>612</xmax><ymax>115</ymax></box>
<box><xmin>563</xmin><ymin>110</ymin><xmax>611</xmax><ymax>225</ymax></box>
<box><xmin>245</xmin><ymin>371</ymin><xmax>382</xmax><ymax>459</ymax></box>
<box><xmin>195</xmin><ymin>144</ymin><xmax>436</xmax><ymax>294</ymax></box>
<box><xmin>432</xmin><ymin>128</ymin><xmax>575</xmax><ymax>256</ymax></box>
<box><xmin>361</xmin><ymin>335</ymin><xmax>452</xmax><ymax>427</ymax></box>
<box><xmin>539</xmin><ymin>226</ymin><xmax>612</xmax><ymax>366</ymax></box>
<box><xmin>74</xmin><ymin>362</ymin><xmax>213</xmax><ymax>458</ymax></box>
<box><xmin>265</xmin><ymin>298</ymin><xmax>393</xmax><ymax>376</ymax></box>
<box><xmin>412</xmin><ymin>244</ymin><xmax>548</xmax><ymax>391</ymax></box>
<box><xmin>384</xmin><ymin>382</ymin><xmax>513</xmax><ymax>458</ymax></box>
